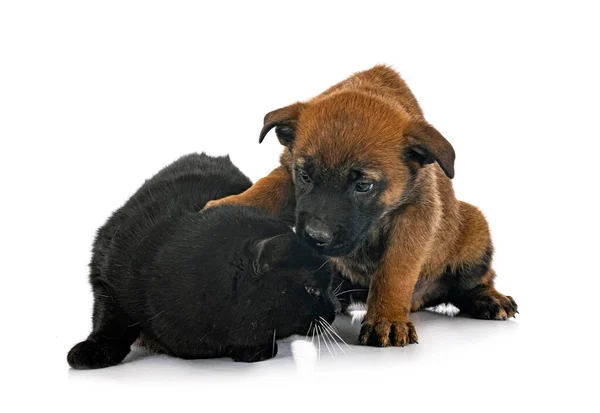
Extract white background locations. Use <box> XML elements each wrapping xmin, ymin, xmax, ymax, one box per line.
<box><xmin>1</xmin><ymin>1</ymin><xmax>599</xmax><ymax>411</ymax></box>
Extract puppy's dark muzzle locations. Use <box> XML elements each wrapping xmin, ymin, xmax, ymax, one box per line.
<box><xmin>304</xmin><ymin>219</ymin><xmax>333</xmax><ymax>247</ymax></box>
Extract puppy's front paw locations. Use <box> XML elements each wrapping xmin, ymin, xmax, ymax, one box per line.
<box><xmin>203</xmin><ymin>194</ymin><xmax>249</xmax><ymax>211</ymax></box>
<box><xmin>359</xmin><ymin>320</ymin><xmax>418</xmax><ymax>347</ymax></box>
<box><xmin>203</xmin><ymin>198</ymin><xmax>227</xmax><ymax>210</ymax></box>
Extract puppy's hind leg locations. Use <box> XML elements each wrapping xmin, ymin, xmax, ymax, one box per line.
<box><xmin>448</xmin><ymin>202</ymin><xmax>518</xmax><ymax>320</ymax></box>
<box><xmin>67</xmin><ymin>280</ymin><xmax>139</xmax><ymax>369</ymax></box>
<box><xmin>447</xmin><ymin>257</ymin><xmax>518</xmax><ymax>320</ymax></box>
<box><xmin>452</xmin><ymin>275</ymin><xmax>518</xmax><ymax>320</ymax></box>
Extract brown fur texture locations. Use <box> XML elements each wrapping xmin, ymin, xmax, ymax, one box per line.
<box><xmin>206</xmin><ymin>65</ymin><xmax>517</xmax><ymax>347</ymax></box>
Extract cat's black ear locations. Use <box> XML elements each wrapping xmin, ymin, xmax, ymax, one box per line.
<box><xmin>250</xmin><ymin>234</ymin><xmax>294</xmax><ymax>274</ymax></box>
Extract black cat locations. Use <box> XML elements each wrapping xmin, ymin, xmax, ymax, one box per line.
<box><xmin>67</xmin><ymin>153</ymin><xmax>339</xmax><ymax>369</ymax></box>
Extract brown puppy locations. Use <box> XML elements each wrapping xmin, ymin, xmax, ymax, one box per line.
<box><xmin>207</xmin><ymin>65</ymin><xmax>517</xmax><ymax>347</ymax></box>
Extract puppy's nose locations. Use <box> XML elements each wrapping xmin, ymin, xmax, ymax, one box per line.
<box><xmin>304</xmin><ymin>220</ymin><xmax>333</xmax><ymax>246</ymax></box>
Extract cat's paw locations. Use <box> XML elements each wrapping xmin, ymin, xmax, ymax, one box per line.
<box><xmin>231</xmin><ymin>343</ymin><xmax>277</xmax><ymax>363</ymax></box>
<box><xmin>67</xmin><ymin>340</ymin><xmax>114</xmax><ymax>369</ymax></box>
<box><xmin>359</xmin><ymin>320</ymin><xmax>418</xmax><ymax>347</ymax></box>
<box><xmin>67</xmin><ymin>339</ymin><xmax>126</xmax><ymax>369</ymax></box>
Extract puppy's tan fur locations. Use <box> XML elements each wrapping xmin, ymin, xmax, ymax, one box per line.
<box><xmin>207</xmin><ymin>66</ymin><xmax>517</xmax><ymax>346</ymax></box>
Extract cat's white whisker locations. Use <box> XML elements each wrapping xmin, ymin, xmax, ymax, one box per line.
<box><xmin>272</xmin><ymin>329</ymin><xmax>276</xmax><ymax>358</ymax></box>
<box><xmin>146</xmin><ymin>310</ymin><xmax>165</xmax><ymax>322</ymax></box>
<box><xmin>306</xmin><ymin>321</ymin><xmax>313</xmax><ymax>340</ymax></box>
<box><xmin>325</xmin><ymin>324</ymin><xmax>341</xmax><ymax>357</ymax></box>
<box><xmin>316</xmin><ymin>324</ymin><xmax>322</xmax><ymax>359</ymax></box>
<box><xmin>319</xmin><ymin>316</ymin><xmax>352</xmax><ymax>350</ymax></box>
<box><xmin>335</xmin><ymin>288</ymin><xmax>368</xmax><ymax>297</ymax></box>
<box><xmin>333</xmin><ymin>281</ymin><xmax>344</xmax><ymax>295</ymax></box>
<box><xmin>320</xmin><ymin>320</ymin><xmax>345</xmax><ymax>356</ymax></box>
<box><xmin>323</xmin><ymin>320</ymin><xmax>340</xmax><ymax>357</ymax></box>
<box><xmin>318</xmin><ymin>321</ymin><xmax>334</xmax><ymax>358</ymax></box>
<box><xmin>328</xmin><ymin>320</ymin><xmax>348</xmax><ymax>341</ymax></box>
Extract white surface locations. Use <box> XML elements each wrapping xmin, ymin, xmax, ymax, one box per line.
<box><xmin>1</xmin><ymin>1</ymin><xmax>599</xmax><ymax>411</ymax></box>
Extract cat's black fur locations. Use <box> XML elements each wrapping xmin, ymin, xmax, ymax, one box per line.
<box><xmin>67</xmin><ymin>153</ymin><xmax>339</xmax><ymax>369</ymax></box>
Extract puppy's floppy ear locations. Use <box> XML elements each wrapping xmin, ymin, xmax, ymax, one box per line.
<box><xmin>250</xmin><ymin>233</ymin><xmax>295</xmax><ymax>274</ymax></box>
<box><xmin>404</xmin><ymin>121</ymin><xmax>456</xmax><ymax>179</ymax></box>
<box><xmin>259</xmin><ymin>102</ymin><xmax>306</xmax><ymax>147</ymax></box>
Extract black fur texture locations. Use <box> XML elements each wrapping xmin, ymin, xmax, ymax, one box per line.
<box><xmin>67</xmin><ymin>153</ymin><xmax>339</xmax><ymax>369</ymax></box>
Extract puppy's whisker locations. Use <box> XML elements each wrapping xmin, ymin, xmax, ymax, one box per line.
<box><xmin>314</xmin><ymin>259</ymin><xmax>330</xmax><ymax>274</ymax></box>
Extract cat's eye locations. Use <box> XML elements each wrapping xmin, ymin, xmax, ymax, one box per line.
<box><xmin>355</xmin><ymin>182</ymin><xmax>374</xmax><ymax>193</ymax></box>
<box><xmin>298</xmin><ymin>170</ymin><xmax>311</xmax><ymax>184</ymax></box>
<box><xmin>305</xmin><ymin>286</ymin><xmax>320</xmax><ymax>297</ymax></box>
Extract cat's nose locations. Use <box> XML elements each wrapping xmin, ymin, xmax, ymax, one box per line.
<box><xmin>333</xmin><ymin>298</ymin><xmax>342</xmax><ymax>315</ymax></box>
<box><xmin>304</xmin><ymin>220</ymin><xmax>333</xmax><ymax>246</ymax></box>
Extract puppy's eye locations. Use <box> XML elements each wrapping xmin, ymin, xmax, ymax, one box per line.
<box><xmin>298</xmin><ymin>170</ymin><xmax>311</xmax><ymax>184</ymax></box>
<box><xmin>355</xmin><ymin>182</ymin><xmax>374</xmax><ymax>193</ymax></box>
<box><xmin>305</xmin><ymin>286</ymin><xmax>320</xmax><ymax>297</ymax></box>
